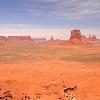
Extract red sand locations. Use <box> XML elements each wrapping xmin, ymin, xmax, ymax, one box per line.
<box><xmin>0</xmin><ymin>60</ymin><xmax>100</xmax><ymax>100</ymax></box>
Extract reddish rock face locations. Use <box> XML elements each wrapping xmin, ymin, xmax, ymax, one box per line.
<box><xmin>69</xmin><ymin>29</ymin><xmax>88</xmax><ymax>45</ymax></box>
<box><xmin>70</xmin><ymin>30</ymin><xmax>81</xmax><ymax>40</ymax></box>
<box><xmin>8</xmin><ymin>36</ymin><xmax>32</xmax><ymax>40</ymax></box>
<box><xmin>0</xmin><ymin>36</ymin><xmax>7</xmax><ymax>40</ymax></box>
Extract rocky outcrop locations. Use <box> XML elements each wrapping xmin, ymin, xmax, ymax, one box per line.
<box><xmin>8</xmin><ymin>36</ymin><xmax>32</xmax><ymax>41</ymax></box>
<box><xmin>49</xmin><ymin>36</ymin><xmax>55</xmax><ymax>41</ymax></box>
<box><xmin>88</xmin><ymin>34</ymin><xmax>97</xmax><ymax>40</ymax></box>
<box><xmin>0</xmin><ymin>36</ymin><xmax>7</xmax><ymax>40</ymax></box>
<box><xmin>69</xmin><ymin>29</ymin><xmax>88</xmax><ymax>45</ymax></box>
<box><xmin>70</xmin><ymin>30</ymin><xmax>82</xmax><ymax>40</ymax></box>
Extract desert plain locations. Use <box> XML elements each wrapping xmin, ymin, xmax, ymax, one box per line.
<box><xmin>0</xmin><ymin>42</ymin><xmax>100</xmax><ymax>100</ymax></box>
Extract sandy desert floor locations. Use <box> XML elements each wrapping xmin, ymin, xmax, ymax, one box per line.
<box><xmin>0</xmin><ymin>44</ymin><xmax>100</xmax><ymax>100</ymax></box>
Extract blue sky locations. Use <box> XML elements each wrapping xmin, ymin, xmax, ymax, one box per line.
<box><xmin>0</xmin><ymin>0</ymin><xmax>100</xmax><ymax>39</ymax></box>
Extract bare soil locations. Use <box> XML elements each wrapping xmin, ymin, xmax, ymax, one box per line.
<box><xmin>0</xmin><ymin>43</ymin><xmax>100</xmax><ymax>100</ymax></box>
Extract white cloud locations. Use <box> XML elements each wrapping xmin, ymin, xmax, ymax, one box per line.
<box><xmin>27</xmin><ymin>0</ymin><xmax>100</xmax><ymax>20</ymax></box>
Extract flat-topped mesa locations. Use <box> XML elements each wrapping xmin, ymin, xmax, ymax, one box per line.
<box><xmin>0</xmin><ymin>36</ymin><xmax>7</xmax><ymax>40</ymax></box>
<box><xmin>8</xmin><ymin>36</ymin><xmax>32</xmax><ymax>41</ymax></box>
<box><xmin>0</xmin><ymin>36</ymin><xmax>8</xmax><ymax>47</ymax></box>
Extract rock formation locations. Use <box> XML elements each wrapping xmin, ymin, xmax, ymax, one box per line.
<box><xmin>49</xmin><ymin>36</ymin><xmax>54</xmax><ymax>41</ymax></box>
<box><xmin>70</xmin><ymin>30</ymin><xmax>82</xmax><ymax>40</ymax></box>
<box><xmin>69</xmin><ymin>29</ymin><xmax>87</xmax><ymax>45</ymax></box>
<box><xmin>0</xmin><ymin>36</ymin><xmax>7</xmax><ymax>40</ymax></box>
<box><xmin>8</xmin><ymin>36</ymin><xmax>32</xmax><ymax>41</ymax></box>
<box><xmin>47</xmin><ymin>36</ymin><xmax>55</xmax><ymax>44</ymax></box>
<box><xmin>88</xmin><ymin>34</ymin><xmax>97</xmax><ymax>41</ymax></box>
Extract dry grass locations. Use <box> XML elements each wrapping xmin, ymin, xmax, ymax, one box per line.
<box><xmin>0</xmin><ymin>45</ymin><xmax>100</xmax><ymax>63</ymax></box>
